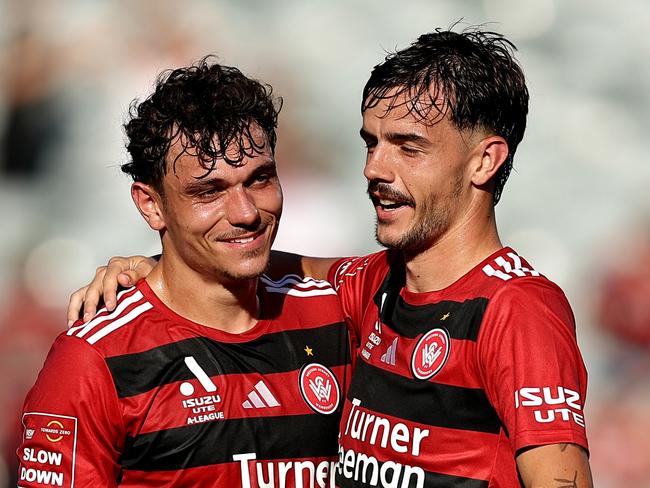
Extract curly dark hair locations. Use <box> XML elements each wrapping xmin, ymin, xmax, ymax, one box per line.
<box><xmin>122</xmin><ymin>56</ymin><xmax>282</xmax><ymax>192</ymax></box>
<box><xmin>362</xmin><ymin>26</ymin><xmax>529</xmax><ymax>205</ymax></box>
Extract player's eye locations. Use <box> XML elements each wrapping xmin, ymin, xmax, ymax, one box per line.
<box><xmin>400</xmin><ymin>145</ymin><xmax>419</xmax><ymax>155</ymax></box>
<box><xmin>254</xmin><ymin>174</ymin><xmax>271</xmax><ymax>183</ymax></box>
<box><xmin>195</xmin><ymin>187</ymin><xmax>223</xmax><ymax>199</ymax></box>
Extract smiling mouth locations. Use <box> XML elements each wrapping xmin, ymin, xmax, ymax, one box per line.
<box><xmin>220</xmin><ymin>227</ymin><xmax>267</xmax><ymax>244</ymax></box>
<box><xmin>225</xmin><ymin>236</ymin><xmax>256</xmax><ymax>244</ymax></box>
<box><xmin>376</xmin><ymin>198</ymin><xmax>408</xmax><ymax>210</ymax></box>
<box><xmin>370</xmin><ymin>194</ymin><xmax>414</xmax><ymax>212</ymax></box>
<box><xmin>368</xmin><ymin>182</ymin><xmax>413</xmax><ymax>211</ymax></box>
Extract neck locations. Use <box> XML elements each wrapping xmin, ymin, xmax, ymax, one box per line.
<box><xmin>146</xmin><ymin>253</ymin><xmax>260</xmax><ymax>334</ymax></box>
<box><xmin>402</xmin><ymin>206</ymin><xmax>502</xmax><ymax>293</ymax></box>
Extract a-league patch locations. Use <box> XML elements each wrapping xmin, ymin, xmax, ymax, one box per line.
<box><xmin>299</xmin><ymin>363</ymin><xmax>340</xmax><ymax>415</ymax></box>
<box><xmin>18</xmin><ymin>412</ymin><xmax>77</xmax><ymax>487</ymax></box>
<box><xmin>411</xmin><ymin>328</ymin><xmax>451</xmax><ymax>380</ymax></box>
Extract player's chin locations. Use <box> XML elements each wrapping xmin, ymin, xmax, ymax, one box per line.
<box><xmin>375</xmin><ymin>222</ymin><xmax>409</xmax><ymax>249</ymax></box>
<box><xmin>225</xmin><ymin>250</ymin><xmax>271</xmax><ymax>281</ymax></box>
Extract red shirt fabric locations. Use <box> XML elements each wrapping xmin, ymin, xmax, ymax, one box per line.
<box><xmin>18</xmin><ymin>276</ymin><xmax>351</xmax><ymax>487</ymax></box>
<box><xmin>329</xmin><ymin>247</ymin><xmax>588</xmax><ymax>487</ymax></box>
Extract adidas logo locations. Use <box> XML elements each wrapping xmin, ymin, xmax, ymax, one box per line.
<box><xmin>242</xmin><ymin>381</ymin><xmax>281</xmax><ymax>409</ymax></box>
<box><xmin>380</xmin><ymin>337</ymin><xmax>398</xmax><ymax>366</ymax></box>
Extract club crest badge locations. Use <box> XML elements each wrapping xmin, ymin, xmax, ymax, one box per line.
<box><xmin>410</xmin><ymin>328</ymin><xmax>451</xmax><ymax>380</ymax></box>
<box><xmin>299</xmin><ymin>363</ymin><xmax>340</xmax><ymax>415</ymax></box>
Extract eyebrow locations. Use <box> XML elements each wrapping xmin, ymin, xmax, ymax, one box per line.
<box><xmin>359</xmin><ymin>128</ymin><xmax>376</xmax><ymax>142</ymax></box>
<box><xmin>183</xmin><ymin>177</ymin><xmax>228</xmax><ymax>195</ymax></box>
<box><xmin>244</xmin><ymin>160</ymin><xmax>278</xmax><ymax>185</ymax></box>
<box><xmin>359</xmin><ymin>128</ymin><xmax>431</xmax><ymax>147</ymax></box>
<box><xmin>182</xmin><ymin>159</ymin><xmax>277</xmax><ymax>194</ymax></box>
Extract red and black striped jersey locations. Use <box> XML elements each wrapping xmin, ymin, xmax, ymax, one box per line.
<box><xmin>329</xmin><ymin>247</ymin><xmax>588</xmax><ymax>487</ymax></box>
<box><xmin>18</xmin><ymin>275</ymin><xmax>351</xmax><ymax>487</ymax></box>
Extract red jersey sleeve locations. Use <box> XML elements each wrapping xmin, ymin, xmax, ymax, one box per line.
<box><xmin>327</xmin><ymin>256</ymin><xmax>369</xmax><ymax>343</ymax></box>
<box><xmin>17</xmin><ymin>334</ymin><xmax>124</xmax><ymax>487</ymax></box>
<box><xmin>476</xmin><ymin>278</ymin><xmax>589</xmax><ymax>455</ymax></box>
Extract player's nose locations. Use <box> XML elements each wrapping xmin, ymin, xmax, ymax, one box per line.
<box><xmin>225</xmin><ymin>186</ymin><xmax>260</xmax><ymax>227</ymax></box>
<box><xmin>364</xmin><ymin>145</ymin><xmax>395</xmax><ymax>183</ymax></box>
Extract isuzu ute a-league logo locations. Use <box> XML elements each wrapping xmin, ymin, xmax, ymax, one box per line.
<box><xmin>411</xmin><ymin>328</ymin><xmax>451</xmax><ymax>380</ymax></box>
<box><xmin>299</xmin><ymin>363</ymin><xmax>340</xmax><ymax>415</ymax></box>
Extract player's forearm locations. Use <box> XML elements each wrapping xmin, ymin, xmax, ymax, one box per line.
<box><xmin>516</xmin><ymin>443</ymin><xmax>593</xmax><ymax>488</ymax></box>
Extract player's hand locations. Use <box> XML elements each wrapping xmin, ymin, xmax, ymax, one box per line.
<box><xmin>67</xmin><ymin>255</ymin><xmax>157</xmax><ymax>326</ymax></box>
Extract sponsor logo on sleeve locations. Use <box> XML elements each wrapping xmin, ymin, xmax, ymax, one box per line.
<box><xmin>515</xmin><ymin>386</ymin><xmax>585</xmax><ymax>428</ymax></box>
<box><xmin>19</xmin><ymin>412</ymin><xmax>77</xmax><ymax>487</ymax></box>
<box><xmin>299</xmin><ymin>363</ymin><xmax>341</xmax><ymax>415</ymax></box>
<box><xmin>410</xmin><ymin>328</ymin><xmax>450</xmax><ymax>380</ymax></box>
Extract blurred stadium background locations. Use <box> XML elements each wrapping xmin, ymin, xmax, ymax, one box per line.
<box><xmin>1</xmin><ymin>0</ymin><xmax>649</xmax><ymax>485</ymax></box>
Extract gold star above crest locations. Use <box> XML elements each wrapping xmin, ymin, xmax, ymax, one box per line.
<box><xmin>441</xmin><ymin>313</ymin><xmax>451</xmax><ymax>321</ymax></box>
<box><xmin>304</xmin><ymin>346</ymin><xmax>314</xmax><ymax>356</ymax></box>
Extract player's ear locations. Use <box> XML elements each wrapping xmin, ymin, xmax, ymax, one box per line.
<box><xmin>131</xmin><ymin>182</ymin><xmax>166</xmax><ymax>231</ymax></box>
<box><xmin>471</xmin><ymin>135</ymin><xmax>509</xmax><ymax>187</ymax></box>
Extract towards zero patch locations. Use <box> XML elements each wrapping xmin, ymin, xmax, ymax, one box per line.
<box><xmin>19</xmin><ymin>412</ymin><xmax>78</xmax><ymax>487</ymax></box>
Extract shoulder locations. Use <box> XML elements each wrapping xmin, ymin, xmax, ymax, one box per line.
<box><xmin>65</xmin><ymin>285</ymin><xmax>154</xmax><ymax>353</ymax></box>
<box><xmin>329</xmin><ymin>249</ymin><xmax>392</xmax><ymax>291</ymax></box>
<box><xmin>478</xmin><ymin>249</ymin><xmax>575</xmax><ymax>334</ymax></box>
<box><xmin>260</xmin><ymin>272</ymin><xmax>344</xmax><ymax>327</ymax></box>
<box><xmin>478</xmin><ymin>248</ymin><xmax>566</xmax><ymax>298</ymax></box>
<box><xmin>25</xmin><ymin>330</ymin><xmax>121</xmax><ymax>409</ymax></box>
<box><xmin>480</xmin><ymin>248</ymin><xmax>544</xmax><ymax>283</ymax></box>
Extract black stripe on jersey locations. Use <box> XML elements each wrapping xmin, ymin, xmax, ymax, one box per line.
<box><xmin>106</xmin><ymin>321</ymin><xmax>349</xmax><ymax>398</ymax></box>
<box><xmin>387</xmin><ymin>296</ymin><xmax>488</xmax><ymax>341</ymax></box>
<box><xmin>336</xmin><ymin>458</ymin><xmax>488</xmax><ymax>488</ymax></box>
<box><xmin>373</xmin><ymin>257</ymin><xmax>488</xmax><ymax>341</ymax></box>
<box><xmin>121</xmin><ymin>413</ymin><xmax>339</xmax><ymax>470</ymax></box>
<box><xmin>348</xmin><ymin>360</ymin><xmax>501</xmax><ymax>434</ymax></box>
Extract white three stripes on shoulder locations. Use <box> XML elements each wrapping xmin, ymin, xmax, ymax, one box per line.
<box><xmin>67</xmin><ymin>288</ymin><xmax>153</xmax><ymax>344</ymax></box>
<box><xmin>67</xmin><ymin>287</ymin><xmax>137</xmax><ymax>336</ymax></box>
<box><xmin>68</xmin><ymin>288</ymin><xmax>143</xmax><ymax>338</ymax></box>
<box><xmin>86</xmin><ymin>301</ymin><xmax>153</xmax><ymax>344</ymax></box>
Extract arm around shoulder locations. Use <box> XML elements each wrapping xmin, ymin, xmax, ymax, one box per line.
<box><xmin>269</xmin><ymin>250</ymin><xmax>340</xmax><ymax>281</ymax></box>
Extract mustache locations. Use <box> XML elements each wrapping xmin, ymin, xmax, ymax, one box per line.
<box><xmin>367</xmin><ymin>181</ymin><xmax>414</xmax><ymax>205</ymax></box>
<box><xmin>214</xmin><ymin>215</ymin><xmax>271</xmax><ymax>240</ymax></box>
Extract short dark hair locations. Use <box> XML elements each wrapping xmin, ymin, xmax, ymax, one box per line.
<box><xmin>362</xmin><ymin>27</ymin><xmax>528</xmax><ymax>204</ymax></box>
<box><xmin>122</xmin><ymin>56</ymin><xmax>282</xmax><ymax>191</ymax></box>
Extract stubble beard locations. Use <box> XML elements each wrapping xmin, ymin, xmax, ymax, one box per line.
<box><xmin>214</xmin><ymin>214</ymin><xmax>277</xmax><ymax>282</ymax></box>
<box><xmin>220</xmin><ymin>246</ymin><xmax>270</xmax><ymax>282</ymax></box>
<box><xmin>375</xmin><ymin>177</ymin><xmax>462</xmax><ymax>254</ymax></box>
